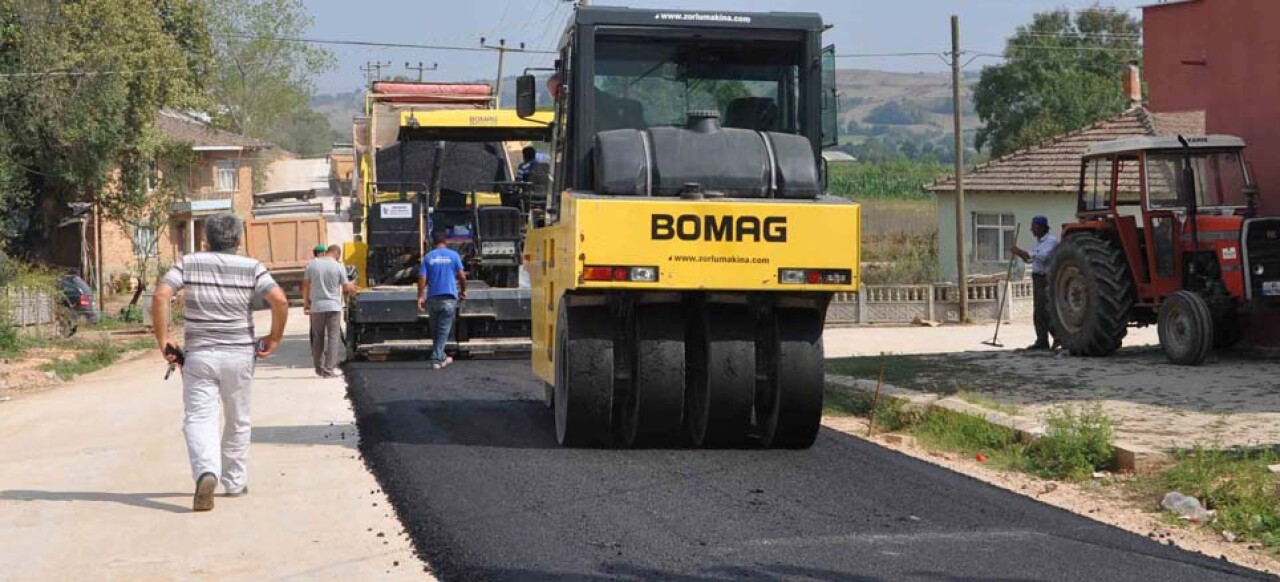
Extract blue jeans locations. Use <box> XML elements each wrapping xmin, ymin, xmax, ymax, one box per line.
<box><xmin>427</xmin><ymin>297</ymin><xmax>457</xmax><ymax>362</ymax></box>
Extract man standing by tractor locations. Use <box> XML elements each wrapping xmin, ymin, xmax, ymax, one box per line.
<box><xmin>417</xmin><ymin>230</ymin><xmax>467</xmax><ymax>369</ymax></box>
<box><xmin>1012</xmin><ymin>215</ymin><xmax>1059</xmax><ymax>351</ymax></box>
<box><xmin>303</xmin><ymin>244</ymin><xmax>356</xmax><ymax>377</ymax></box>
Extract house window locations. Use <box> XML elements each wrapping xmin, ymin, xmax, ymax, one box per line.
<box><xmin>215</xmin><ymin>160</ymin><xmax>238</xmax><ymax>192</ymax></box>
<box><xmin>133</xmin><ymin>226</ymin><xmax>159</xmax><ymax>258</ymax></box>
<box><xmin>973</xmin><ymin>212</ymin><xmax>1016</xmax><ymax>263</ymax></box>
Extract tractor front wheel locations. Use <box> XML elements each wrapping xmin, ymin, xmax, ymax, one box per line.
<box><xmin>1158</xmin><ymin>290</ymin><xmax>1214</xmax><ymax>366</ymax></box>
<box><xmin>1048</xmin><ymin>233</ymin><xmax>1135</xmax><ymax>357</ymax></box>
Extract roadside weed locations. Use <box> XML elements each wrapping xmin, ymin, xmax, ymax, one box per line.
<box><xmin>1142</xmin><ymin>448</ymin><xmax>1280</xmax><ymax>548</ymax></box>
<box><xmin>40</xmin><ymin>340</ymin><xmax>120</xmax><ymax>380</ymax></box>
<box><xmin>1025</xmin><ymin>403</ymin><xmax>1115</xmax><ymax>480</ymax></box>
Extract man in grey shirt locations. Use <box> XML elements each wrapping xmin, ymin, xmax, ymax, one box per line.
<box><xmin>303</xmin><ymin>244</ymin><xmax>356</xmax><ymax>377</ymax></box>
<box><xmin>151</xmin><ymin>213</ymin><xmax>289</xmax><ymax>511</ymax></box>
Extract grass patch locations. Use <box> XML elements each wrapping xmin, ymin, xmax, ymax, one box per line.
<box><xmin>1024</xmin><ymin>403</ymin><xmax>1115</xmax><ymax>481</ymax></box>
<box><xmin>824</xmin><ymin>378</ymin><xmax>1116</xmax><ymax>482</ymax></box>
<box><xmin>860</xmin><ymin>198</ymin><xmax>938</xmax><ymax>285</ymax></box>
<box><xmin>913</xmin><ymin>407</ymin><xmax>1028</xmax><ymax>470</ymax></box>
<box><xmin>39</xmin><ymin>340</ymin><xmax>122</xmax><ymax>380</ymax></box>
<box><xmin>1138</xmin><ymin>448</ymin><xmax>1280</xmax><ymax>549</ymax></box>
<box><xmin>955</xmin><ymin>390</ymin><xmax>1020</xmax><ymax>416</ymax></box>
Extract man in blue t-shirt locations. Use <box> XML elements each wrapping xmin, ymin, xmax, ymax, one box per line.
<box><xmin>417</xmin><ymin>230</ymin><xmax>467</xmax><ymax>368</ymax></box>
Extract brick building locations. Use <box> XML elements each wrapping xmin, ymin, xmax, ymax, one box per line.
<box><xmin>1144</xmin><ymin>0</ymin><xmax>1280</xmax><ymax>214</ymax></box>
<box><xmin>56</xmin><ymin>110</ymin><xmax>274</xmax><ymax>286</ymax></box>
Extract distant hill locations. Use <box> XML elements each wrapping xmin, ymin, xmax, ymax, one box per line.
<box><xmin>311</xmin><ymin>69</ymin><xmax>981</xmax><ymax>141</ymax></box>
<box><xmin>835</xmin><ymin>68</ymin><xmax>980</xmax><ymax>138</ymax></box>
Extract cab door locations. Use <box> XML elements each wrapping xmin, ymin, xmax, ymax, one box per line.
<box><xmin>1141</xmin><ymin>152</ymin><xmax>1183</xmax><ymax>298</ymax></box>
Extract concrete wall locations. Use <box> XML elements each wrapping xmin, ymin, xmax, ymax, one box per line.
<box><xmin>1145</xmin><ymin>0</ymin><xmax>1280</xmax><ymax>216</ymax></box>
<box><xmin>935</xmin><ymin>190</ymin><xmax>1076</xmax><ymax>282</ymax></box>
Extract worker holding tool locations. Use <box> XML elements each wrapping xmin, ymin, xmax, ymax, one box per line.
<box><xmin>1011</xmin><ymin>215</ymin><xmax>1059</xmax><ymax>351</ymax></box>
<box><xmin>303</xmin><ymin>244</ymin><xmax>356</xmax><ymax>378</ymax></box>
<box><xmin>150</xmin><ymin>212</ymin><xmax>290</xmax><ymax>512</ymax></box>
<box><xmin>417</xmin><ymin>230</ymin><xmax>467</xmax><ymax>370</ymax></box>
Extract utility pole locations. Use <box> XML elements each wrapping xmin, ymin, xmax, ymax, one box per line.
<box><xmin>360</xmin><ymin>61</ymin><xmax>391</xmax><ymax>84</ymax></box>
<box><xmin>480</xmin><ymin>38</ymin><xmax>526</xmax><ymax>108</ymax></box>
<box><xmin>405</xmin><ymin>61</ymin><xmax>438</xmax><ymax>82</ymax></box>
<box><xmin>951</xmin><ymin>14</ymin><xmax>969</xmax><ymax>323</ymax></box>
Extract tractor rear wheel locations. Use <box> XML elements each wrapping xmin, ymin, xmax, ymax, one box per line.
<box><xmin>1048</xmin><ymin>233</ymin><xmax>1135</xmax><ymax>357</ymax></box>
<box><xmin>1158</xmin><ymin>290</ymin><xmax>1214</xmax><ymax>366</ymax></box>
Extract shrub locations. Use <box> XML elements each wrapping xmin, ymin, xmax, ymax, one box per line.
<box><xmin>1025</xmin><ymin>403</ymin><xmax>1114</xmax><ymax>480</ymax></box>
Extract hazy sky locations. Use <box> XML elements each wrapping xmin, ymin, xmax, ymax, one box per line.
<box><xmin>301</xmin><ymin>0</ymin><xmax>1150</xmax><ymax>94</ymax></box>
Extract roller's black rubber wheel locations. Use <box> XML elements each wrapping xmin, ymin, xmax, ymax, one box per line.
<box><xmin>1158</xmin><ymin>290</ymin><xmax>1214</xmax><ymax>366</ymax></box>
<box><xmin>758</xmin><ymin>308</ymin><xmax>825</xmax><ymax>449</ymax></box>
<box><xmin>554</xmin><ymin>304</ymin><xmax>614</xmax><ymax>447</ymax></box>
<box><xmin>686</xmin><ymin>304</ymin><xmax>756</xmax><ymax>447</ymax></box>
<box><xmin>621</xmin><ymin>304</ymin><xmax>686</xmax><ymax>447</ymax></box>
<box><xmin>1048</xmin><ymin>233</ymin><xmax>1134</xmax><ymax>357</ymax></box>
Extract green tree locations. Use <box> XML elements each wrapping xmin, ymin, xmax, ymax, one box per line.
<box><xmin>207</xmin><ymin>0</ymin><xmax>334</xmax><ymax>154</ymax></box>
<box><xmin>0</xmin><ymin>0</ymin><xmax>210</xmax><ymax>251</ymax></box>
<box><xmin>973</xmin><ymin>6</ymin><xmax>1141</xmax><ymax>157</ymax></box>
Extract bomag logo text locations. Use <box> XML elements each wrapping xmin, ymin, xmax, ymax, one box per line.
<box><xmin>651</xmin><ymin>214</ymin><xmax>787</xmax><ymax>243</ymax></box>
<box><xmin>469</xmin><ymin>115</ymin><xmax>499</xmax><ymax>125</ymax></box>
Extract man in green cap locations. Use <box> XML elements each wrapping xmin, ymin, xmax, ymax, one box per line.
<box><xmin>303</xmin><ymin>243</ymin><xmax>355</xmax><ymax>376</ymax></box>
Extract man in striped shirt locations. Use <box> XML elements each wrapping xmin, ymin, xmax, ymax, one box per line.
<box><xmin>150</xmin><ymin>213</ymin><xmax>289</xmax><ymax>512</ymax></box>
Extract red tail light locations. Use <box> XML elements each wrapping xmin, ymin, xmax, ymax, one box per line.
<box><xmin>583</xmin><ymin>265</ymin><xmax>660</xmax><ymax>283</ymax></box>
<box><xmin>583</xmin><ymin>266</ymin><xmax>613</xmax><ymax>281</ymax></box>
<box><xmin>78</xmin><ymin>295</ymin><xmax>90</xmax><ymax>308</ymax></box>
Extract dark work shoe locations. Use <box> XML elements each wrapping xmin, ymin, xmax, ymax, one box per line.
<box><xmin>193</xmin><ymin>472</ymin><xmax>217</xmax><ymax>512</ymax></box>
<box><xmin>1025</xmin><ymin>342</ymin><xmax>1051</xmax><ymax>351</ymax></box>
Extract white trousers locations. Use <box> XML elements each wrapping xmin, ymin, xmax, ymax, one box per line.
<box><xmin>182</xmin><ymin>349</ymin><xmax>255</xmax><ymax>493</ymax></box>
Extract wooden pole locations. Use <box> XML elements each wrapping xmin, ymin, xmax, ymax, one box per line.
<box><xmin>868</xmin><ymin>360</ymin><xmax>886</xmax><ymax>437</ymax></box>
<box><xmin>951</xmin><ymin>15</ymin><xmax>969</xmax><ymax>322</ymax></box>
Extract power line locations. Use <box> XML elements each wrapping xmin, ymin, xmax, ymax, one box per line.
<box><xmin>1004</xmin><ymin>42</ymin><xmax>1141</xmax><ymax>53</ymax></box>
<box><xmin>1016</xmin><ymin>31</ymin><xmax>1141</xmax><ymax>40</ymax></box>
<box><xmin>836</xmin><ymin>52</ymin><xmax>945</xmax><ymax>59</ymax></box>
<box><xmin>213</xmin><ymin>33</ymin><xmax>556</xmax><ymax>55</ymax></box>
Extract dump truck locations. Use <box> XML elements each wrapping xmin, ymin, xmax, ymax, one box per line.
<box><xmin>515</xmin><ymin>6</ymin><xmax>859</xmax><ymax>449</ymax></box>
<box><xmin>344</xmin><ymin>81</ymin><xmax>551</xmax><ymax>358</ymax></box>
<box><xmin>244</xmin><ymin>214</ymin><xmax>326</xmax><ymax>302</ymax></box>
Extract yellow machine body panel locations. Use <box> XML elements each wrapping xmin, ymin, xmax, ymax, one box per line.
<box><xmin>399</xmin><ymin>109</ymin><xmax>554</xmax><ymax>129</ymax></box>
<box><xmin>344</xmin><ymin>240</ymin><xmax>368</xmax><ymax>287</ymax></box>
<box><xmin>528</xmin><ymin>193</ymin><xmax>861</xmax><ymax>382</ymax></box>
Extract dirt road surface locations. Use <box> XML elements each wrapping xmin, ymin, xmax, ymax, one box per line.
<box><xmin>0</xmin><ymin>308</ymin><xmax>421</xmax><ymax>581</ymax></box>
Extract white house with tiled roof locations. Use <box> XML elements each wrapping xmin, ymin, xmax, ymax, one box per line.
<box><xmin>924</xmin><ymin>107</ymin><xmax>1205</xmax><ymax>282</ymax></box>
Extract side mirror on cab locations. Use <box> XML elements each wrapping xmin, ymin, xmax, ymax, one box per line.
<box><xmin>516</xmin><ymin>75</ymin><xmax>537</xmax><ymax>119</ymax></box>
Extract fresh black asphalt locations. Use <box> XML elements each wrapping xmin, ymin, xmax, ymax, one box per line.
<box><xmin>346</xmin><ymin>358</ymin><xmax>1274</xmax><ymax>582</ymax></box>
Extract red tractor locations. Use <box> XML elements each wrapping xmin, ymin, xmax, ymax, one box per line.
<box><xmin>1049</xmin><ymin>135</ymin><xmax>1280</xmax><ymax>365</ymax></box>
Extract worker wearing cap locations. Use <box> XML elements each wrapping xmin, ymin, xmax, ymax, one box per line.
<box><xmin>303</xmin><ymin>244</ymin><xmax>355</xmax><ymax>377</ymax></box>
<box><xmin>1011</xmin><ymin>215</ymin><xmax>1059</xmax><ymax>350</ymax></box>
